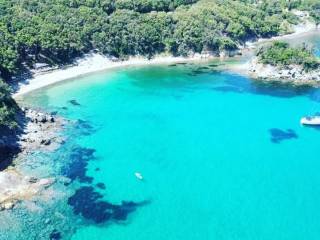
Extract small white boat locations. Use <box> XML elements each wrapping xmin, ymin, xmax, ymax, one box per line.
<box><xmin>300</xmin><ymin>116</ymin><xmax>320</xmax><ymax>125</ymax></box>
<box><xmin>135</xmin><ymin>172</ymin><xmax>143</xmax><ymax>180</ymax></box>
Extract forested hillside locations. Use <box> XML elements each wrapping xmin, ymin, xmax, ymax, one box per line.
<box><xmin>0</xmin><ymin>0</ymin><xmax>318</xmax><ymax>78</ymax></box>
<box><xmin>0</xmin><ymin>0</ymin><xmax>318</xmax><ymax>130</ymax></box>
<box><xmin>0</xmin><ymin>79</ymin><xmax>18</xmax><ymax>130</ymax></box>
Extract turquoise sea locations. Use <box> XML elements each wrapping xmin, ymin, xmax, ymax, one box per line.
<box><xmin>2</xmin><ymin>32</ymin><xmax>320</xmax><ymax>240</ymax></box>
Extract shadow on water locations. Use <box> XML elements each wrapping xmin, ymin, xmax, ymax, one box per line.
<box><xmin>302</xmin><ymin>125</ymin><xmax>320</xmax><ymax>131</ymax></box>
<box><xmin>68</xmin><ymin>186</ymin><xmax>150</xmax><ymax>224</ymax></box>
<box><xmin>269</xmin><ymin>128</ymin><xmax>298</xmax><ymax>143</ymax></box>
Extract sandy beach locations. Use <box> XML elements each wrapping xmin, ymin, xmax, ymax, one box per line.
<box><xmin>258</xmin><ymin>21</ymin><xmax>317</xmax><ymax>44</ymax></box>
<box><xmin>13</xmin><ymin>54</ymin><xmax>210</xmax><ymax>98</ymax></box>
<box><xmin>13</xmin><ymin>21</ymin><xmax>318</xmax><ymax>99</ymax></box>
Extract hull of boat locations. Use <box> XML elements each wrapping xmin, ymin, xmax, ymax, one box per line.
<box><xmin>301</xmin><ymin>117</ymin><xmax>320</xmax><ymax>125</ymax></box>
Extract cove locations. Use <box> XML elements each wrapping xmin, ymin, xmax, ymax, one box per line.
<box><xmin>17</xmin><ymin>60</ymin><xmax>320</xmax><ymax>240</ymax></box>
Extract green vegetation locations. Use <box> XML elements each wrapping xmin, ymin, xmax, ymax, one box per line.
<box><xmin>292</xmin><ymin>0</ymin><xmax>320</xmax><ymax>25</ymax></box>
<box><xmin>0</xmin><ymin>0</ymin><xmax>317</xmax><ymax>131</ymax></box>
<box><xmin>0</xmin><ymin>80</ymin><xmax>18</xmax><ymax>130</ymax></box>
<box><xmin>249</xmin><ymin>0</ymin><xmax>320</xmax><ymax>25</ymax></box>
<box><xmin>0</xmin><ymin>0</ymin><xmax>315</xmax><ymax>79</ymax></box>
<box><xmin>257</xmin><ymin>41</ymin><xmax>319</xmax><ymax>71</ymax></box>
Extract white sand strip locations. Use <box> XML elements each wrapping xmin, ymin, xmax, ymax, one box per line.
<box><xmin>13</xmin><ymin>54</ymin><xmax>208</xmax><ymax>98</ymax></box>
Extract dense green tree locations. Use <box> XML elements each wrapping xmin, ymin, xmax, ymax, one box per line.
<box><xmin>0</xmin><ymin>0</ymin><xmax>318</xmax><ymax>130</ymax></box>
<box><xmin>258</xmin><ymin>41</ymin><xmax>319</xmax><ymax>71</ymax></box>
<box><xmin>0</xmin><ymin>24</ymin><xmax>18</xmax><ymax>75</ymax></box>
<box><xmin>0</xmin><ymin>79</ymin><xmax>17</xmax><ymax>129</ymax></box>
<box><xmin>0</xmin><ymin>0</ymin><xmax>317</xmax><ymax>79</ymax></box>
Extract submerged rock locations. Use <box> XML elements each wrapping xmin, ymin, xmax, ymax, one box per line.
<box><xmin>69</xmin><ymin>99</ymin><xmax>81</xmax><ymax>106</ymax></box>
<box><xmin>49</xmin><ymin>229</ymin><xmax>62</xmax><ymax>240</ymax></box>
<box><xmin>62</xmin><ymin>147</ymin><xmax>96</xmax><ymax>183</ymax></box>
<box><xmin>67</xmin><ymin>186</ymin><xmax>149</xmax><ymax>224</ymax></box>
<box><xmin>96</xmin><ymin>182</ymin><xmax>106</xmax><ymax>190</ymax></box>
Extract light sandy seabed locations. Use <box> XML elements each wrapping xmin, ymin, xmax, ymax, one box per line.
<box><xmin>13</xmin><ymin>54</ymin><xmax>212</xmax><ymax>98</ymax></box>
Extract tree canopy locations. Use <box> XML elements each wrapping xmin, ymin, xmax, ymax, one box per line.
<box><xmin>0</xmin><ymin>0</ymin><xmax>318</xmax><ymax>130</ymax></box>
<box><xmin>0</xmin><ymin>0</ymin><xmax>316</xmax><ymax>79</ymax></box>
<box><xmin>0</xmin><ymin>79</ymin><xmax>18</xmax><ymax>130</ymax></box>
<box><xmin>257</xmin><ymin>41</ymin><xmax>320</xmax><ymax>71</ymax></box>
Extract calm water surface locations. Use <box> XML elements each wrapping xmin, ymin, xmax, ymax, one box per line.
<box><xmin>4</xmin><ymin>33</ymin><xmax>320</xmax><ymax>240</ymax></box>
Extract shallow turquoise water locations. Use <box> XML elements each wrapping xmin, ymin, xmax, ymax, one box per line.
<box><xmin>20</xmin><ymin>58</ymin><xmax>320</xmax><ymax>240</ymax></box>
<box><xmin>10</xmin><ymin>31</ymin><xmax>319</xmax><ymax>240</ymax></box>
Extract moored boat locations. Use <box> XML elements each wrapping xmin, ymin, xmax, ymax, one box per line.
<box><xmin>300</xmin><ymin>116</ymin><xmax>320</xmax><ymax>125</ymax></box>
<box><xmin>135</xmin><ymin>172</ymin><xmax>143</xmax><ymax>180</ymax></box>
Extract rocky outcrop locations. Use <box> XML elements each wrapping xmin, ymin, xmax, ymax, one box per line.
<box><xmin>0</xmin><ymin>108</ymin><xmax>65</xmax><ymax>157</ymax></box>
<box><xmin>248</xmin><ymin>57</ymin><xmax>320</xmax><ymax>85</ymax></box>
<box><xmin>18</xmin><ymin>108</ymin><xmax>66</xmax><ymax>152</ymax></box>
<box><xmin>0</xmin><ymin>108</ymin><xmax>67</xmax><ymax>211</ymax></box>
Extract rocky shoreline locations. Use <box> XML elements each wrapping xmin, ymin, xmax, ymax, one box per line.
<box><xmin>248</xmin><ymin>57</ymin><xmax>320</xmax><ymax>85</ymax></box>
<box><xmin>0</xmin><ymin>108</ymin><xmax>67</xmax><ymax>210</ymax></box>
<box><xmin>19</xmin><ymin>108</ymin><xmax>66</xmax><ymax>152</ymax></box>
